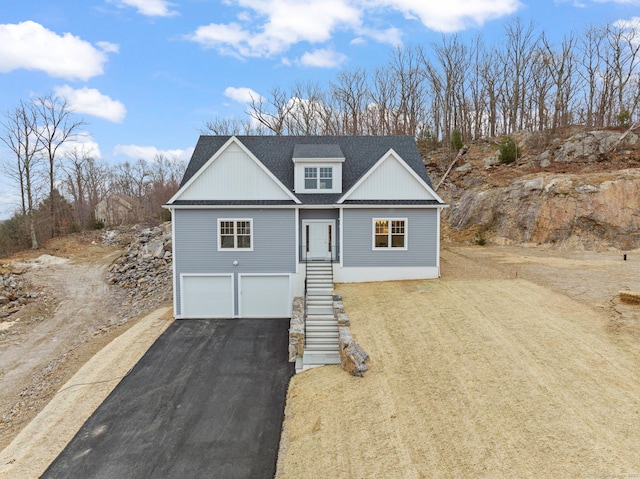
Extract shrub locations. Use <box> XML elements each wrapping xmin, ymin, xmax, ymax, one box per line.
<box><xmin>451</xmin><ymin>129</ymin><xmax>463</xmax><ymax>151</ymax></box>
<box><xmin>498</xmin><ymin>136</ymin><xmax>522</xmax><ymax>164</ymax></box>
<box><xmin>617</xmin><ymin>110</ymin><xmax>632</xmax><ymax>128</ymax></box>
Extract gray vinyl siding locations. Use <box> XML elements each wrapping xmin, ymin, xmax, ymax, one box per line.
<box><xmin>299</xmin><ymin>209</ymin><xmax>340</xmax><ymax>260</ymax></box>
<box><xmin>174</xmin><ymin>208</ymin><xmax>296</xmax><ymax>316</ymax></box>
<box><xmin>342</xmin><ymin>208</ymin><xmax>438</xmax><ymax>267</ymax></box>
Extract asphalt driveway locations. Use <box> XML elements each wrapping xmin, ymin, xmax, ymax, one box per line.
<box><xmin>42</xmin><ymin>319</ymin><xmax>295</xmax><ymax>479</ymax></box>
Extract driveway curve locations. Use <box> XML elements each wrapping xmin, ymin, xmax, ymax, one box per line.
<box><xmin>42</xmin><ymin>319</ymin><xmax>294</xmax><ymax>479</ymax></box>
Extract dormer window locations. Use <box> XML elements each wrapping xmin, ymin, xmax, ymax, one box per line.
<box><xmin>293</xmin><ymin>144</ymin><xmax>344</xmax><ymax>194</ymax></box>
<box><xmin>304</xmin><ymin>167</ymin><xmax>333</xmax><ymax>190</ymax></box>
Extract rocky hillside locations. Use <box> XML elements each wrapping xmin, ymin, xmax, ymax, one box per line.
<box><xmin>429</xmin><ymin>127</ymin><xmax>640</xmax><ymax>250</ymax></box>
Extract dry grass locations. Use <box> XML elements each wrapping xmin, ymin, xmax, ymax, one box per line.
<box><xmin>276</xmin><ymin>254</ymin><xmax>640</xmax><ymax>478</ymax></box>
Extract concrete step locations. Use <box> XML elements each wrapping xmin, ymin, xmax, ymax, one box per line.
<box><xmin>307</xmin><ymin>297</ymin><xmax>333</xmax><ymax>304</ymax></box>
<box><xmin>304</xmin><ymin>342</ymin><xmax>339</xmax><ymax>351</ymax></box>
<box><xmin>307</xmin><ymin>290</ymin><xmax>333</xmax><ymax>297</ymax></box>
<box><xmin>307</xmin><ymin>319</ymin><xmax>337</xmax><ymax>326</ymax></box>
<box><xmin>299</xmin><ymin>351</ymin><xmax>341</xmax><ymax>369</ymax></box>
<box><xmin>307</xmin><ymin>307</ymin><xmax>334</xmax><ymax>315</ymax></box>
<box><xmin>306</xmin><ymin>317</ymin><xmax>338</xmax><ymax>324</ymax></box>
<box><xmin>307</xmin><ymin>329</ymin><xmax>339</xmax><ymax>336</ymax></box>
<box><xmin>307</xmin><ymin>313</ymin><xmax>336</xmax><ymax>320</ymax></box>
<box><xmin>307</xmin><ymin>325</ymin><xmax>338</xmax><ymax>339</ymax></box>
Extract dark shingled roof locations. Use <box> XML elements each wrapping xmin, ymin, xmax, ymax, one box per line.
<box><xmin>175</xmin><ymin>135</ymin><xmax>437</xmax><ymax>206</ymax></box>
<box><xmin>292</xmin><ymin>143</ymin><xmax>344</xmax><ymax>160</ymax></box>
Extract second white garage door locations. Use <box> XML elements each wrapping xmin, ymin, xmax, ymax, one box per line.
<box><xmin>239</xmin><ymin>274</ymin><xmax>291</xmax><ymax>318</ymax></box>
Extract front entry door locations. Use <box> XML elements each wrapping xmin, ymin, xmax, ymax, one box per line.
<box><xmin>306</xmin><ymin>221</ymin><xmax>333</xmax><ymax>260</ymax></box>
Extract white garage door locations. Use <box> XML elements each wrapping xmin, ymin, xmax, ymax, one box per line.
<box><xmin>181</xmin><ymin>274</ymin><xmax>234</xmax><ymax>318</ymax></box>
<box><xmin>239</xmin><ymin>274</ymin><xmax>291</xmax><ymax>318</ymax></box>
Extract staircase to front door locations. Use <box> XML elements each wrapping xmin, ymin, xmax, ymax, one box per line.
<box><xmin>302</xmin><ymin>261</ymin><xmax>340</xmax><ymax>369</ymax></box>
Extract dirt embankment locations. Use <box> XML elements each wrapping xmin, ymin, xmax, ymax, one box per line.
<box><xmin>277</xmin><ymin>245</ymin><xmax>640</xmax><ymax>478</ymax></box>
<box><xmin>0</xmin><ymin>233</ymin><xmax>170</xmax><ymax>452</ymax></box>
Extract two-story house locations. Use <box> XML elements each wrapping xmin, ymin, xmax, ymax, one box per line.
<box><xmin>165</xmin><ymin>135</ymin><xmax>446</xmax><ymax>319</ymax></box>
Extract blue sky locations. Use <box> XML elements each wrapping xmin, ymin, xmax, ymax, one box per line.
<box><xmin>0</xmin><ymin>0</ymin><xmax>639</xmax><ymax>218</ymax></box>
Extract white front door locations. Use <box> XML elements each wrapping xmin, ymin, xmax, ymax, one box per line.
<box><xmin>304</xmin><ymin>221</ymin><xmax>334</xmax><ymax>260</ymax></box>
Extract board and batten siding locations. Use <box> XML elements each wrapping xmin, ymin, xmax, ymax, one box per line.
<box><xmin>345</xmin><ymin>155</ymin><xmax>436</xmax><ymax>201</ymax></box>
<box><xmin>342</xmin><ymin>208</ymin><xmax>438</xmax><ymax>267</ymax></box>
<box><xmin>176</xmin><ymin>142</ymin><xmax>291</xmax><ymax>201</ymax></box>
<box><xmin>174</xmin><ymin>208</ymin><xmax>296</xmax><ymax>316</ymax></box>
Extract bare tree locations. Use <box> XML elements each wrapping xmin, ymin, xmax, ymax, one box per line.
<box><xmin>501</xmin><ymin>18</ymin><xmax>539</xmax><ymax>133</ymax></box>
<box><xmin>541</xmin><ymin>33</ymin><xmax>578</xmax><ymax>130</ymax></box>
<box><xmin>389</xmin><ymin>46</ymin><xmax>426</xmax><ymax>136</ymax></box>
<box><xmin>330</xmin><ymin>69</ymin><xmax>369</xmax><ymax>135</ymax></box>
<box><xmin>605</xmin><ymin>22</ymin><xmax>640</xmax><ymax>121</ymax></box>
<box><xmin>33</xmin><ymin>94</ymin><xmax>85</xmax><ymax>237</ymax></box>
<box><xmin>0</xmin><ymin>101</ymin><xmax>43</xmax><ymax>249</ymax></box>
<box><xmin>203</xmin><ymin>116</ymin><xmax>255</xmax><ymax>135</ymax></box>
<box><xmin>247</xmin><ymin>86</ymin><xmax>295</xmax><ymax>135</ymax></box>
<box><xmin>286</xmin><ymin>82</ymin><xmax>327</xmax><ymax>135</ymax></box>
<box><xmin>62</xmin><ymin>147</ymin><xmax>108</xmax><ymax>231</ymax></box>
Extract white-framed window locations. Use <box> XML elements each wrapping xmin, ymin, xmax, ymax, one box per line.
<box><xmin>373</xmin><ymin>218</ymin><xmax>407</xmax><ymax>250</ymax></box>
<box><xmin>218</xmin><ymin>219</ymin><xmax>253</xmax><ymax>250</ymax></box>
<box><xmin>304</xmin><ymin>166</ymin><xmax>333</xmax><ymax>190</ymax></box>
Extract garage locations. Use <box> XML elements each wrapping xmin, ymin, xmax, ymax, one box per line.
<box><xmin>239</xmin><ymin>274</ymin><xmax>291</xmax><ymax>318</ymax></box>
<box><xmin>180</xmin><ymin>274</ymin><xmax>234</xmax><ymax>318</ymax></box>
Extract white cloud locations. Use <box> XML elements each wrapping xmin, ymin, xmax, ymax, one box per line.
<box><xmin>0</xmin><ymin>21</ymin><xmax>116</xmax><ymax>81</ymax></box>
<box><xmin>372</xmin><ymin>0</ymin><xmax>522</xmax><ymax>32</ymax></box>
<box><xmin>614</xmin><ymin>16</ymin><xmax>640</xmax><ymax>30</ymax></box>
<box><xmin>593</xmin><ymin>0</ymin><xmax>640</xmax><ymax>4</ymax></box>
<box><xmin>188</xmin><ymin>0</ymin><xmax>521</xmax><ymax>59</ymax></box>
<box><xmin>188</xmin><ymin>0</ymin><xmax>361</xmax><ymax>57</ymax></box>
<box><xmin>56</xmin><ymin>133</ymin><xmax>104</xmax><ymax>160</ymax></box>
<box><xmin>54</xmin><ymin>85</ymin><xmax>126</xmax><ymax>123</ymax></box>
<box><xmin>359</xmin><ymin>26</ymin><xmax>403</xmax><ymax>46</ymax></box>
<box><xmin>109</xmin><ymin>0</ymin><xmax>178</xmax><ymax>17</ymax></box>
<box><xmin>113</xmin><ymin>145</ymin><xmax>194</xmax><ymax>162</ymax></box>
<box><xmin>224</xmin><ymin>86</ymin><xmax>263</xmax><ymax>103</ymax></box>
<box><xmin>299</xmin><ymin>49</ymin><xmax>347</xmax><ymax>68</ymax></box>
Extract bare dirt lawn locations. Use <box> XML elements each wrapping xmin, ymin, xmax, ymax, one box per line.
<box><xmin>277</xmin><ymin>245</ymin><xmax>640</xmax><ymax>478</ymax></box>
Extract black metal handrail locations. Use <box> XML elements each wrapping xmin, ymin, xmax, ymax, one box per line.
<box><xmin>303</xmin><ymin>249</ymin><xmax>308</xmax><ymax>343</ymax></box>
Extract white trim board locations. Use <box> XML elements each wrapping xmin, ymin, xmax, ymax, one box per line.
<box><xmin>334</xmin><ymin>266</ymin><xmax>440</xmax><ymax>283</ymax></box>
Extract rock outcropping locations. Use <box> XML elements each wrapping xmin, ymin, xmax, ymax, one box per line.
<box><xmin>438</xmin><ymin>128</ymin><xmax>640</xmax><ymax>250</ymax></box>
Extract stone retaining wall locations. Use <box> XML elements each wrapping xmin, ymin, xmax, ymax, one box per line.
<box><xmin>333</xmin><ymin>294</ymin><xmax>369</xmax><ymax>377</ymax></box>
<box><xmin>288</xmin><ymin>296</ymin><xmax>304</xmax><ymax>362</ymax></box>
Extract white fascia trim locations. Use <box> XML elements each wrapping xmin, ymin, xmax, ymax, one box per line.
<box><xmin>172</xmin><ymin>218</ymin><xmax>177</xmax><ymax>317</ymax></box>
<box><xmin>339</xmin><ymin>207</ymin><xmax>344</xmax><ymax>267</ymax></box>
<box><xmin>339</xmin><ymin>204</ymin><xmax>446</xmax><ymax>209</ymax></box>
<box><xmin>294</xmin><ymin>207</ymin><xmax>300</xmax><ymax>275</ymax></box>
<box><xmin>168</xmin><ymin>136</ymin><xmax>301</xmax><ymax>205</ymax></box>
<box><xmin>293</xmin><ymin>157</ymin><xmax>345</xmax><ymax>163</ymax></box>
<box><xmin>335</xmin><ymin>266</ymin><xmax>440</xmax><ymax>283</ymax></box>
<box><xmin>168</xmin><ymin>204</ymin><xmax>296</xmax><ymax>209</ymax></box>
<box><xmin>337</xmin><ymin>148</ymin><xmax>446</xmax><ymax>204</ymax></box>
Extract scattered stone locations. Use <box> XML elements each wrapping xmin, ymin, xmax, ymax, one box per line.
<box><xmin>106</xmin><ymin>222</ymin><xmax>173</xmax><ymax>318</ymax></box>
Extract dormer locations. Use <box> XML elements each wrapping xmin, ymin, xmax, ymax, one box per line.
<box><xmin>293</xmin><ymin>144</ymin><xmax>345</xmax><ymax>194</ymax></box>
